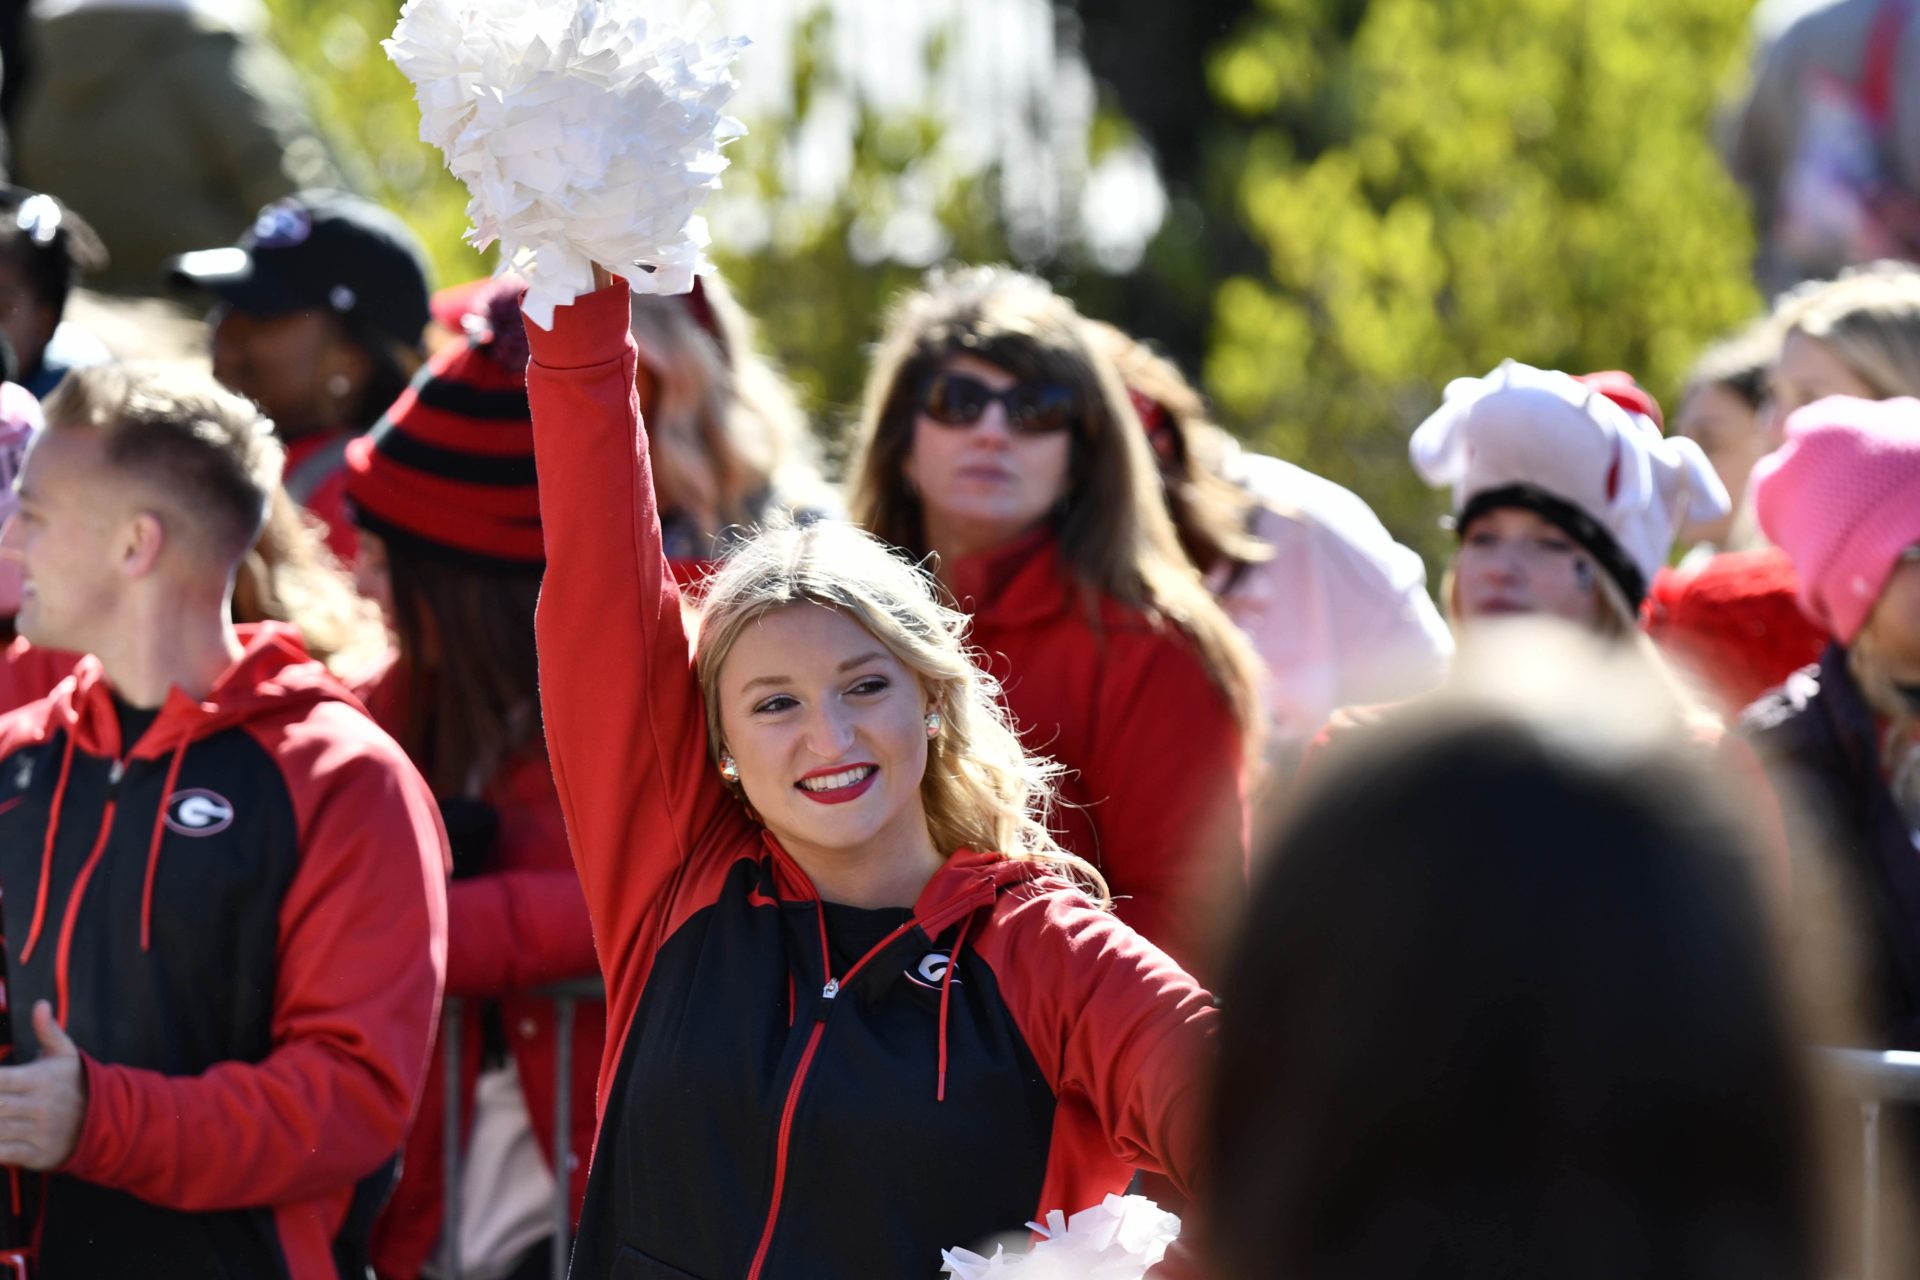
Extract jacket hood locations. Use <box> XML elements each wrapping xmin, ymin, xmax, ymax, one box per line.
<box><xmin>913</xmin><ymin>848</ymin><xmax>1066</xmax><ymax>933</ymax></box>
<box><xmin>49</xmin><ymin>622</ymin><xmax>360</xmax><ymax>760</ymax></box>
<box><xmin>758</xmin><ymin>834</ymin><xmax>1064</xmax><ymax>931</ymax></box>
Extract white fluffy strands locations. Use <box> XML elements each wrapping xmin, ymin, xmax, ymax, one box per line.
<box><xmin>940</xmin><ymin>1195</ymin><xmax>1182</xmax><ymax>1279</ymax></box>
<box><xmin>384</xmin><ymin>0</ymin><xmax>747</xmax><ymax>328</ymax></box>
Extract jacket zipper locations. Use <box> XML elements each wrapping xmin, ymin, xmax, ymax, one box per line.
<box><xmin>743</xmin><ymin>915</ymin><xmax>920</xmax><ymax>1280</ymax></box>
<box><xmin>51</xmin><ymin>759</ymin><xmax>125</xmax><ymax>1027</ymax></box>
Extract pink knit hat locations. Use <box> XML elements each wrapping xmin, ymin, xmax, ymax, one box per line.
<box><xmin>1750</xmin><ymin>395</ymin><xmax>1920</xmax><ymax>644</ymax></box>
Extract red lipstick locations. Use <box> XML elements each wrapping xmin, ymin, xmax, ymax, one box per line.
<box><xmin>794</xmin><ymin>763</ymin><xmax>880</xmax><ymax>806</ymax></box>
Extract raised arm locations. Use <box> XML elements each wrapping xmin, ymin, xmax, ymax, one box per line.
<box><xmin>525</xmin><ymin>280</ymin><xmax>740</xmax><ymax>1029</ymax></box>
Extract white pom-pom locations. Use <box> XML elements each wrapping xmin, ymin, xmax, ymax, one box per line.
<box><xmin>384</xmin><ymin>0</ymin><xmax>747</xmax><ymax>328</ymax></box>
<box><xmin>940</xmin><ymin>1195</ymin><xmax>1182</xmax><ymax>1280</ymax></box>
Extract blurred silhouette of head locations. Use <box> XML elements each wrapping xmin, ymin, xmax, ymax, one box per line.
<box><xmin>1208</xmin><ymin>627</ymin><xmax>1830</xmax><ymax>1280</ymax></box>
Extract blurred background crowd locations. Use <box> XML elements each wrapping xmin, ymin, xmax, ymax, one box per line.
<box><xmin>0</xmin><ymin>0</ymin><xmax>1916</xmax><ymax>1276</ymax></box>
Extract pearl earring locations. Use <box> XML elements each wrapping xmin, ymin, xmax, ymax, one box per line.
<box><xmin>925</xmin><ymin>712</ymin><xmax>943</xmax><ymax>739</ymax></box>
<box><xmin>326</xmin><ymin>373</ymin><xmax>352</xmax><ymax>398</ymax></box>
<box><xmin>719</xmin><ymin>753</ymin><xmax>740</xmax><ymax>783</ymax></box>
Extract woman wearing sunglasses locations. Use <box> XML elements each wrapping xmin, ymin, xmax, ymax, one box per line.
<box><xmin>847</xmin><ymin>265</ymin><xmax>1261</xmax><ymax>980</ymax></box>
<box><xmin>525</xmin><ymin>270</ymin><xmax>1215</xmax><ymax>1277</ymax></box>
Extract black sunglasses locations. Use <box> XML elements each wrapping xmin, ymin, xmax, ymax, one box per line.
<box><xmin>918</xmin><ymin>371</ymin><xmax>1077</xmax><ymax>435</ymax></box>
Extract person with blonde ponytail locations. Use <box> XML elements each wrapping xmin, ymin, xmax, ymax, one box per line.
<box><xmin>847</xmin><ymin>265</ymin><xmax>1260</xmax><ymax>979</ymax></box>
<box><xmin>525</xmin><ymin>270</ymin><xmax>1215</xmax><ymax>1279</ymax></box>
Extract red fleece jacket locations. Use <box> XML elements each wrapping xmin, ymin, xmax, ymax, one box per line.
<box><xmin>944</xmin><ymin>532</ymin><xmax>1249</xmax><ymax>981</ymax></box>
<box><xmin>0</xmin><ymin>624</ymin><xmax>448</xmax><ymax>1279</ymax></box>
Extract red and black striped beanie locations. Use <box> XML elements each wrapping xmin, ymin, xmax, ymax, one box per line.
<box><xmin>346</xmin><ymin>278</ymin><xmax>541</xmax><ymax>568</ymax></box>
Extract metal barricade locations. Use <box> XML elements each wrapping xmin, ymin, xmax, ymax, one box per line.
<box><xmin>439</xmin><ymin>976</ymin><xmax>605</xmax><ymax>1280</ymax></box>
<box><xmin>424</xmin><ymin>1034</ymin><xmax>1920</xmax><ymax>1279</ymax></box>
<box><xmin>1821</xmin><ymin>1048</ymin><xmax>1920</xmax><ymax>1280</ymax></box>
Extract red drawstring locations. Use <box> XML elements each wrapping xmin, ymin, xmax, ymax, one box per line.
<box><xmin>19</xmin><ymin>733</ymin><xmax>77</xmax><ymax>964</ymax></box>
<box><xmin>812</xmin><ymin>900</ymin><xmax>831</xmax><ymax>977</ymax></box>
<box><xmin>140</xmin><ymin>740</ymin><xmax>188</xmax><ymax>951</ymax></box>
<box><xmin>935</xmin><ymin>911</ymin><xmax>975</xmax><ymax>1103</ymax></box>
<box><xmin>787</xmin><ymin>850</ymin><xmax>993</xmax><ymax>1105</ymax></box>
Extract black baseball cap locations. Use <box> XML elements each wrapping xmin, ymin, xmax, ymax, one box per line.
<box><xmin>169</xmin><ymin>190</ymin><xmax>432</xmax><ymax>352</ymax></box>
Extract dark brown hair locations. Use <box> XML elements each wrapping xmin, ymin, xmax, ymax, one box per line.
<box><xmin>1084</xmin><ymin>319</ymin><xmax>1271</xmax><ymax>577</ymax></box>
<box><xmin>1208</xmin><ymin>707</ymin><xmax>1835</xmax><ymax>1280</ymax></box>
<box><xmin>846</xmin><ymin>265</ymin><xmax>1262</xmax><ymax>738</ymax></box>
<box><xmin>386</xmin><ymin>545</ymin><xmax>543</xmax><ymax>796</ymax></box>
<box><xmin>0</xmin><ymin>187</ymin><xmax>106</xmax><ymax>320</ymax></box>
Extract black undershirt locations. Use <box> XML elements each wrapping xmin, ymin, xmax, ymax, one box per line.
<box><xmin>111</xmin><ymin>692</ymin><xmax>161</xmax><ymax>755</ymax></box>
<box><xmin>820</xmin><ymin>901</ymin><xmax>914</xmax><ymax>975</ymax></box>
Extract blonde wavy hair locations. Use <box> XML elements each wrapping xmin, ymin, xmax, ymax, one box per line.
<box><xmin>1774</xmin><ymin>260</ymin><xmax>1920</xmax><ymax>398</ymax></box>
<box><xmin>692</xmin><ymin>519</ymin><xmax>1107</xmax><ymax>900</ymax></box>
<box><xmin>234</xmin><ymin>488</ymin><xmax>386</xmax><ymax>678</ymax></box>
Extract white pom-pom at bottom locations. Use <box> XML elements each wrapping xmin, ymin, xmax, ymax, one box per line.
<box><xmin>941</xmin><ymin>1195</ymin><xmax>1182</xmax><ymax>1279</ymax></box>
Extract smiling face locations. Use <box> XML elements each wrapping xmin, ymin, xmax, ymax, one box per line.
<box><xmin>1452</xmin><ymin>506</ymin><xmax>1605</xmax><ymax>629</ymax></box>
<box><xmin>715</xmin><ymin>602</ymin><xmax>937</xmax><ymax>871</ymax></box>
<box><xmin>902</xmin><ymin>354</ymin><xmax>1073</xmax><ymax>562</ymax></box>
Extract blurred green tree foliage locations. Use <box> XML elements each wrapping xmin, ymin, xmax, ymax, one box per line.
<box><xmin>263</xmin><ymin>0</ymin><xmax>1763</xmax><ymax>566</ymax></box>
<box><xmin>260</xmin><ymin>0</ymin><xmax>487</xmax><ymax>286</ymax></box>
<box><xmin>259</xmin><ymin>0</ymin><xmax>1014</xmax><ymax>448</ymax></box>
<box><xmin>702</xmin><ymin>9</ymin><xmax>1014</xmax><ymax>456</ymax></box>
<box><xmin>1201</xmin><ymin>0</ymin><xmax>1763</xmax><ymax>561</ymax></box>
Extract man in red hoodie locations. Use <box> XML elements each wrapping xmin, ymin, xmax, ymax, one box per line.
<box><xmin>0</xmin><ymin>362</ymin><xmax>448</xmax><ymax>1278</ymax></box>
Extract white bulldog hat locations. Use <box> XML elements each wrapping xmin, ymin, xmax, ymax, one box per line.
<box><xmin>1410</xmin><ymin>360</ymin><xmax>1729</xmax><ymax>605</ymax></box>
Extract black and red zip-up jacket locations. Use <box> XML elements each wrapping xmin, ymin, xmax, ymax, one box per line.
<box><xmin>0</xmin><ymin>624</ymin><xmax>449</xmax><ymax>1279</ymax></box>
<box><xmin>529</xmin><ymin>286</ymin><xmax>1217</xmax><ymax>1279</ymax></box>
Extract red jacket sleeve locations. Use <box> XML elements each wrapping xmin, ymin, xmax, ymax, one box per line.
<box><xmin>445</xmin><ymin>868</ymin><xmax>598</xmax><ymax>997</ymax></box>
<box><xmin>524</xmin><ymin>284</ymin><xmax>743</xmax><ymax>1059</ymax></box>
<box><xmin>446</xmin><ymin>754</ymin><xmax>599</xmax><ymax>997</ymax></box>
<box><xmin>1079</xmin><ymin>635</ymin><xmax>1247</xmax><ymax>984</ymax></box>
<box><xmin>61</xmin><ymin>714</ymin><xmax>448</xmax><ymax>1210</ymax></box>
<box><xmin>979</xmin><ymin>887</ymin><xmax>1216</xmax><ymax>1204</ymax></box>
